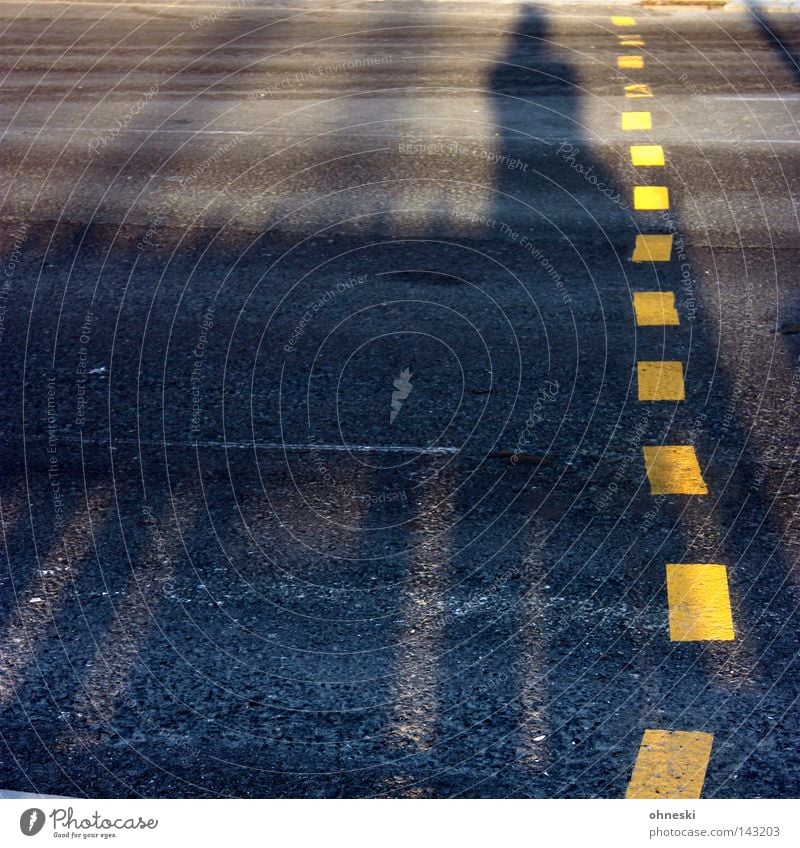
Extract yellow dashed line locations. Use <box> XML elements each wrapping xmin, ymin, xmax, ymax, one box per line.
<box><xmin>621</xmin><ymin>111</ymin><xmax>652</xmax><ymax>130</ymax></box>
<box><xmin>625</xmin><ymin>83</ymin><xmax>653</xmax><ymax>98</ymax></box>
<box><xmin>632</xmin><ymin>291</ymin><xmax>679</xmax><ymax>324</ymax></box>
<box><xmin>634</xmin><ymin>185</ymin><xmax>670</xmax><ymax>210</ymax></box>
<box><xmin>630</xmin><ymin>144</ymin><xmax>665</xmax><ymax>166</ymax></box>
<box><xmin>626</xmin><ymin>730</ymin><xmax>714</xmax><ymax>799</ymax></box>
<box><xmin>666</xmin><ymin>564</ymin><xmax>735</xmax><ymax>641</ymax></box>
<box><xmin>642</xmin><ymin>445</ymin><xmax>708</xmax><ymax>495</ymax></box>
<box><xmin>611</xmin><ymin>12</ymin><xmax>726</xmax><ymax>797</ymax></box>
<box><xmin>632</xmin><ymin>233</ymin><xmax>673</xmax><ymax>261</ymax></box>
<box><xmin>637</xmin><ymin>361</ymin><xmax>685</xmax><ymax>401</ymax></box>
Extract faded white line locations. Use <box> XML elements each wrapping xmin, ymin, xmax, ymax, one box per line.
<box><xmin>710</xmin><ymin>95</ymin><xmax>800</xmax><ymax>101</ymax></box>
<box><xmin>14</xmin><ymin>434</ymin><xmax>459</xmax><ymax>455</ymax></box>
<box><xmin>6</xmin><ymin>126</ymin><xmax>800</xmax><ymax>146</ymax></box>
<box><xmin>4</xmin><ymin>125</ymin><xmax>557</xmax><ymax>144</ymax></box>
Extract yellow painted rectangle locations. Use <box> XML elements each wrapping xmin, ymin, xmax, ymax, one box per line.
<box><xmin>619</xmin><ymin>36</ymin><xmax>645</xmax><ymax>47</ymax></box>
<box><xmin>632</xmin><ymin>234</ymin><xmax>673</xmax><ymax>262</ymax></box>
<box><xmin>666</xmin><ymin>564</ymin><xmax>735</xmax><ymax>641</ymax></box>
<box><xmin>630</xmin><ymin>145</ymin><xmax>665</xmax><ymax>166</ymax></box>
<box><xmin>612</xmin><ymin>16</ymin><xmax>637</xmax><ymax>26</ymax></box>
<box><xmin>625</xmin><ymin>83</ymin><xmax>653</xmax><ymax>98</ymax></box>
<box><xmin>618</xmin><ymin>55</ymin><xmax>644</xmax><ymax>69</ymax></box>
<box><xmin>626</xmin><ymin>730</ymin><xmax>714</xmax><ymax>799</ymax></box>
<box><xmin>634</xmin><ymin>186</ymin><xmax>670</xmax><ymax>210</ymax></box>
<box><xmin>642</xmin><ymin>445</ymin><xmax>708</xmax><ymax>495</ymax></box>
<box><xmin>633</xmin><ymin>291</ymin><xmax>679</xmax><ymax>325</ymax></box>
<box><xmin>621</xmin><ymin>111</ymin><xmax>652</xmax><ymax>130</ymax></box>
<box><xmin>637</xmin><ymin>361</ymin><xmax>685</xmax><ymax>401</ymax></box>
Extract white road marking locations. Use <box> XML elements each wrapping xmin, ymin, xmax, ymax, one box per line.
<box><xmin>6</xmin><ymin>126</ymin><xmax>800</xmax><ymax>145</ymax></box>
<box><xmin>19</xmin><ymin>434</ymin><xmax>459</xmax><ymax>455</ymax></box>
<box><xmin>710</xmin><ymin>95</ymin><xmax>800</xmax><ymax>101</ymax></box>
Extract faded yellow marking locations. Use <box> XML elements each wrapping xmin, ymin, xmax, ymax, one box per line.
<box><xmin>632</xmin><ymin>234</ymin><xmax>673</xmax><ymax>261</ymax></box>
<box><xmin>633</xmin><ymin>291</ymin><xmax>679</xmax><ymax>325</ymax></box>
<box><xmin>642</xmin><ymin>445</ymin><xmax>708</xmax><ymax>495</ymax></box>
<box><xmin>626</xmin><ymin>730</ymin><xmax>714</xmax><ymax>799</ymax></box>
<box><xmin>637</xmin><ymin>361</ymin><xmax>685</xmax><ymax>401</ymax></box>
<box><xmin>666</xmin><ymin>564</ymin><xmax>735</xmax><ymax>641</ymax></box>
<box><xmin>619</xmin><ymin>36</ymin><xmax>645</xmax><ymax>47</ymax></box>
<box><xmin>634</xmin><ymin>185</ymin><xmax>670</xmax><ymax>210</ymax></box>
<box><xmin>625</xmin><ymin>83</ymin><xmax>653</xmax><ymax>98</ymax></box>
<box><xmin>621</xmin><ymin>111</ymin><xmax>652</xmax><ymax>131</ymax></box>
<box><xmin>612</xmin><ymin>15</ymin><xmax>637</xmax><ymax>26</ymax></box>
<box><xmin>630</xmin><ymin>145</ymin><xmax>665</xmax><ymax>166</ymax></box>
<box><xmin>618</xmin><ymin>55</ymin><xmax>645</xmax><ymax>69</ymax></box>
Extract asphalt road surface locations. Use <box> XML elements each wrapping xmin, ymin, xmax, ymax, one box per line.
<box><xmin>1</xmin><ymin>0</ymin><xmax>799</xmax><ymax>798</ymax></box>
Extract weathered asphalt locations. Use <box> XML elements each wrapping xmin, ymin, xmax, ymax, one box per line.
<box><xmin>0</xmin><ymin>0</ymin><xmax>799</xmax><ymax>797</ymax></box>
